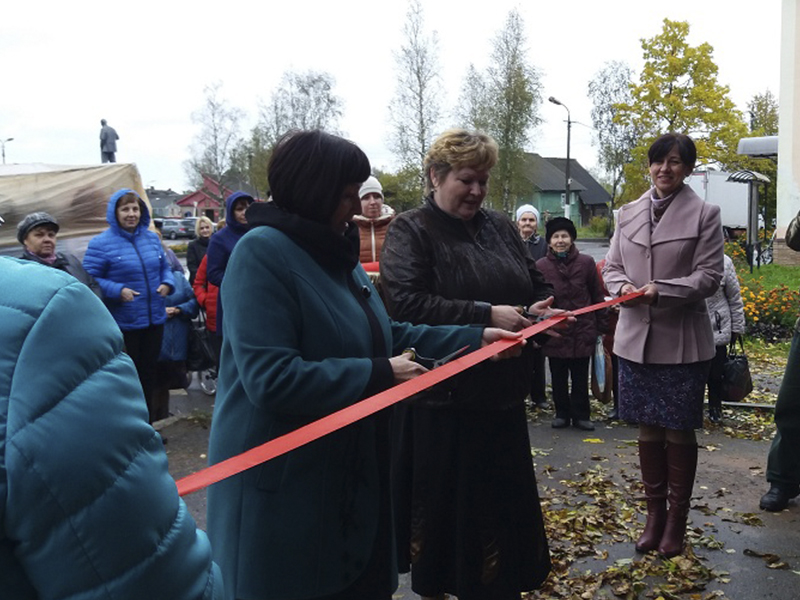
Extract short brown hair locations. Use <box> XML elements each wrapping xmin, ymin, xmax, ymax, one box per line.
<box><xmin>424</xmin><ymin>129</ymin><xmax>499</xmax><ymax>194</ymax></box>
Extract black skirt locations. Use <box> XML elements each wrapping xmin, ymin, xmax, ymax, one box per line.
<box><xmin>618</xmin><ymin>358</ymin><xmax>711</xmax><ymax>430</ymax></box>
<box><xmin>391</xmin><ymin>402</ymin><xmax>551</xmax><ymax>600</ymax></box>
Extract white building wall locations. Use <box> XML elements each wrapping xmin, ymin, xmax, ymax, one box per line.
<box><xmin>778</xmin><ymin>0</ymin><xmax>800</xmax><ymax>233</ymax></box>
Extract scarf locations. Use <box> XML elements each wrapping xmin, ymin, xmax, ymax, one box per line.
<box><xmin>245</xmin><ymin>202</ymin><xmax>360</xmax><ymax>273</ymax></box>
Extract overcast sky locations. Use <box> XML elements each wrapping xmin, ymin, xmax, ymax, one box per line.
<box><xmin>0</xmin><ymin>0</ymin><xmax>781</xmax><ymax>192</ymax></box>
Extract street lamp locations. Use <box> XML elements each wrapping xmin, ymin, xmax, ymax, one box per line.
<box><xmin>548</xmin><ymin>97</ymin><xmax>572</xmax><ymax>220</ymax></box>
<box><xmin>1</xmin><ymin>137</ymin><xmax>13</xmax><ymax>165</ymax></box>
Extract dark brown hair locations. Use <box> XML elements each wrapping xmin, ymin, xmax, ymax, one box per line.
<box><xmin>268</xmin><ymin>130</ymin><xmax>371</xmax><ymax>223</ymax></box>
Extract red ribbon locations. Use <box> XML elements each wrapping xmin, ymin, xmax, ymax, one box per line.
<box><xmin>176</xmin><ymin>291</ymin><xmax>642</xmax><ymax>496</ymax></box>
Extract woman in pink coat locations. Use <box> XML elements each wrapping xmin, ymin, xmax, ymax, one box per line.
<box><xmin>603</xmin><ymin>133</ymin><xmax>724</xmax><ymax>558</ymax></box>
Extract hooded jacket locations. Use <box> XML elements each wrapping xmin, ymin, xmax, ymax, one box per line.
<box><xmin>159</xmin><ymin>266</ymin><xmax>199</xmax><ymax>362</ymax></box>
<box><xmin>83</xmin><ymin>188</ymin><xmax>175</xmax><ymax>331</ymax></box>
<box><xmin>206</xmin><ymin>192</ymin><xmax>254</xmax><ymax>336</ymax></box>
<box><xmin>206</xmin><ymin>191</ymin><xmax>254</xmax><ymax>288</ymax></box>
<box><xmin>0</xmin><ymin>258</ymin><xmax>222</xmax><ymax>600</ymax></box>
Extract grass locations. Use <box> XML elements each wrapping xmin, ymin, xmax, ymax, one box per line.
<box><xmin>738</xmin><ymin>263</ymin><xmax>800</xmax><ymax>290</ymax></box>
<box><xmin>746</xmin><ymin>335</ymin><xmax>792</xmax><ymax>362</ymax></box>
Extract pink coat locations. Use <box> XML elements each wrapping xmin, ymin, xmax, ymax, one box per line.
<box><xmin>602</xmin><ymin>185</ymin><xmax>724</xmax><ymax>365</ymax></box>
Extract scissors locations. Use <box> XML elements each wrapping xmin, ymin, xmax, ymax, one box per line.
<box><xmin>515</xmin><ymin>305</ymin><xmax>545</xmax><ymax>322</ymax></box>
<box><xmin>403</xmin><ymin>345</ymin><xmax>470</xmax><ymax>370</ymax></box>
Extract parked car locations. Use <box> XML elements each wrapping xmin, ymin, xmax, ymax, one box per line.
<box><xmin>159</xmin><ymin>218</ymin><xmax>194</xmax><ymax>240</ymax></box>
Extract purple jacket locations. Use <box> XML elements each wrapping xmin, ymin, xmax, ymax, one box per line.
<box><xmin>536</xmin><ymin>246</ymin><xmax>607</xmax><ymax>359</ymax></box>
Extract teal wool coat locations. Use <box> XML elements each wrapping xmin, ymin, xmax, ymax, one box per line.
<box><xmin>206</xmin><ymin>225</ymin><xmax>482</xmax><ymax>600</ymax></box>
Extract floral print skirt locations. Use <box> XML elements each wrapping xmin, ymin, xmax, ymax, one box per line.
<box><xmin>618</xmin><ymin>358</ymin><xmax>711</xmax><ymax>430</ymax></box>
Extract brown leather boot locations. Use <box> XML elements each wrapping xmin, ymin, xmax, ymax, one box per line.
<box><xmin>658</xmin><ymin>442</ymin><xmax>698</xmax><ymax>558</ymax></box>
<box><xmin>635</xmin><ymin>440</ymin><xmax>668</xmax><ymax>552</ymax></box>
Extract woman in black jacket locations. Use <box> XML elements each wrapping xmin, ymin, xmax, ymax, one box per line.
<box><xmin>381</xmin><ymin>129</ymin><xmax>559</xmax><ymax>600</ymax></box>
<box><xmin>186</xmin><ymin>216</ymin><xmax>214</xmax><ymax>285</ymax></box>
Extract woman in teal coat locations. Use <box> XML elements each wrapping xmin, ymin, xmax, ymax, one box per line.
<box><xmin>206</xmin><ymin>130</ymin><xmax>520</xmax><ymax>600</ymax></box>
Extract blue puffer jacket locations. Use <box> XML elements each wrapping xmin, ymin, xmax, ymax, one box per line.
<box><xmin>83</xmin><ymin>188</ymin><xmax>175</xmax><ymax>331</ymax></box>
<box><xmin>159</xmin><ymin>267</ymin><xmax>200</xmax><ymax>362</ymax></box>
<box><xmin>0</xmin><ymin>257</ymin><xmax>223</xmax><ymax>600</ymax></box>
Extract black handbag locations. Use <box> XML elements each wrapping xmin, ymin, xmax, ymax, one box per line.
<box><xmin>721</xmin><ymin>337</ymin><xmax>754</xmax><ymax>402</ymax></box>
<box><xmin>186</xmin><ymin>310</ymin><xmax>216</xmax><ymax>373</ymax></box>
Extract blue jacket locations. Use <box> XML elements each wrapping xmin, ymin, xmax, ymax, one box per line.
<box><xmin>0</xmin><ymin>258</ymin><xmax>223</xmax><ymax>600</ymax></box>
<box><xmin>206</xmin><ymin>191</ymin><xmax>254</xmax><ymax>288</ymax></box>
<box><xmin>159</xmin><ymin>267</ymin><xmax>200</xmax><ymax>362</ymax></box>
<box><xmin>83</xmin><ymin>188</ymin><xmax>175</xmax><ymax>331</ymax></box>
<box><xmin>206</xmin><ymin>224</ymin><xmax>482</xmax><ymax>600</ymax></box>
<box><xmin>206</xmin><ymin>191</ymin><xmax>254</xmax><ymax>336</ymax></box>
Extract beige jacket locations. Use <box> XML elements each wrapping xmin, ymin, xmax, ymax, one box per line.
<box><xmin>603</xmin><ymin>185</ymin><xmax>724</xmax><ymax>365</ymax></box>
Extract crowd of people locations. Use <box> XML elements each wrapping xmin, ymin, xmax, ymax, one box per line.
<box><xmin>1</xmin><ymin>127</ymin><xmax>795</xmax><ymax>600</ymax></box>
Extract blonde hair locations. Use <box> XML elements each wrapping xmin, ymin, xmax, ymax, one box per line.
<box><xmin>424</xmin><ymin>129</ymin><xmax>499</xmax><ymax>194</ymax></box>
<box><xmin>195</xmin><ymin>215</ymin><xmax>214</xmax><ymax>236</ymax></box>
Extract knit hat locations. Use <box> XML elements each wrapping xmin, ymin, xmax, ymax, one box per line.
<box><xmin>545</xmin><ymin>216</ymin><xmax>577</xmax><ymax>242</ymax></box>
<box><xmin>17</xmin><ymin>211</ymin><xmax>59</xmax><ymax>244</ymax></box>
<box><xmin>515</xmin><ymin>204</ymin><xmax>540</xmax><ymax>223</ymax></box>
<box><xmin>359</xmin><ymin>176</ymin><xmax>383</xmax><ymax>200</ymax></box>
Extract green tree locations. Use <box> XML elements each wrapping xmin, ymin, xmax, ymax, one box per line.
<box><xmin>184</xmin><ymin>81</ymin><xmax>244</xmax><ymax>199</ymax></box>
<box><xmin>258</xmin><ymin>69</ymin><xmax>344</xmax><ymax>143</ymax></box>
<box><xmin>388</xmin><ymin>0</ymin><xmax>443</xmax><ymax>202</ymax></box>
<box><xmin>587</xmin><ymin>60</ymin><xmax>643</xmax><ymax>209</ymax></box>
<box><xmin>374</xmin><ymin>166</ymin><xmax>424</xmax><ymax>214</ymax></box>
<box><xmin>230</xmin><ymin>69</ymin><xmax>345</xmax><ymax>198</ymax></box>
<box><xmin>740</xmin><ymin>89</ymin><xmax>779</xmax><ymax>224</ymax></box>
<box><xmin>458</xmin><ymin>9</ymin><xmax>542</xmax><ymax>214</ymax></box>
<box><xmin>616</xmin><ymin>19</ymin><xmax>749</xmax><ymax>201</ymax></box>
<box><xmin>747</xmin><ymin>89</ymin><xmax>779</xmax><ymax>135</ymax></box>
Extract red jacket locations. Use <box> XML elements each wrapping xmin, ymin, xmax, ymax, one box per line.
<box><xmin>193</xmin><ymin>254</ymin><xmax>219</xmax><ymax>332</ymax></box>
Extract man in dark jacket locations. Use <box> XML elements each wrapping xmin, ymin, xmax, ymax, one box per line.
<box><xmin>100</xmin><ymin>118</ymin><xmax>119</xmax><ymax>163</ymax></box>
<box><xmin>17</xmin><ymin>211</ymin><xmax>103</xmax><ymax>299</ymax></box>
<box><xmin>760</xmin><ymin>209</ymin><xmax>800</xmax><ymax>511</ymax></box>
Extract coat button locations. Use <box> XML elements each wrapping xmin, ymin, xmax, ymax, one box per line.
<box><xmin>642</xmin><ymin>318</ymin><xmax>650</xmax><ymax>324</ymax></box>
<box><xmin>645</xmin><ymin>251</ymin><xmax>651</xmax><ymax>258</ymax></box>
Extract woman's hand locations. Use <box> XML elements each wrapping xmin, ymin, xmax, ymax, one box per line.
<box><xmin>157</xmin><ymin>284</ymin><xmax>170</xmax><ymax>297</ymax></box>
<box><xmin>482</xmin><ymin>327</ymin><xmax>525</xmax><ymax>361</ymax></box>
<box><xmin>527</xmin><ymin>297</ymin><xmax>576</xmax><ymax>338</ymax></box>
<box><xmin>166</xmin><ymin>306</ymin><xmax>180</xmax><ymax>318</ymax></box>
<box><xmin>389</xmin><ymin>351</ymin><xmax>429</xmax><ymax>383</ymax></box>
<box><xmin>120</xmin><ymin>287</ymin><xmax>139</xmax><ymax>302</ymax></box>
<box><xmin>621</xmin><ymin>282</ymin><xmax>658</xmax><ymax>306</ymax></box>
<box><xmin>490</xmin><ymin>305</ymin><xmax>532</xmax><ymax>331</ymax></box>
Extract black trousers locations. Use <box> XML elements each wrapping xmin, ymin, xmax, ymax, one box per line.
<box><xmin>122</xmin><ymin>325</ymin><xmax>164</xmax><ymax>424</ymax></box>
<box><xmin>767</xmin><ymin>327</ymin><xmax>800</xmax><ymax>490</ymax></box>
<box><xmin>706</xmin><ymin>344</ymin><xmax>728</xmax><ymax>408</ymax></box>
<box><xmin>530</xmin><ymin>347</ymin><xmax>547</xmax><ymax>403</ymax></box>
<box><xmin>549</xmin><ymin>356</ymin><xmax>591</xmax><ymax>422</ymax></box>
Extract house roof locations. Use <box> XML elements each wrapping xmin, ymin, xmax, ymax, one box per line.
<box><xmin>147</xmin><ymin>188</ymin><xmax>183</xmax><ymax>210</ymax></box>
<box><xmin>176</xmin><ymin>174</ymin><xmax>261</xmax><ymax>208</ymax></box>
<box><xmin>545</xmin><ymin>157</ymin><xmax>611</xmax><ymax>206</ymax></box>
<box><xmin>521</xmin><ymin>153</ymin><xmax>586</xmax><ymax>194</ymax></box>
